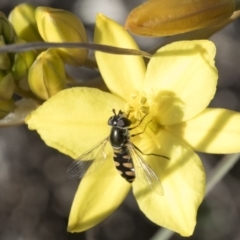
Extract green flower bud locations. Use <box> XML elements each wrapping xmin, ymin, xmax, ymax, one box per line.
<box><xmin>35</xmin><ymin>7</ymin><xmax>88</xmax><ymax>66</ymax></box>
<box><xmin>0</xmin><ymin>71</ymin><xmax>15</xmax><ymax>100</ymax></box>
<box><xmin>0</xmin><ymin>36</ymin><xmax>11</xmax><ymax>70</ymax></box>
<box><xmin>0</xmin><ymin>12</ymin><xmax>16</xmax><ymax>43</ymax></box>
<box><xmin>8</xmin><ymin>3</ymin><xmax>42</xmax><ymax>42</ymax></box>
<box><xmin>11</xmin><ymin>37</ymin><xmax>36</xmax><ymax>80</ymax></box>
<box><xmin>28</xmin><ymin>50</ymin><xmax>66</xmax><ymax>100</ymax></box>
<box><xmin>0</xmin><ymin>98</ymin><xmax>15</xmax><ymax>119</ymax></box>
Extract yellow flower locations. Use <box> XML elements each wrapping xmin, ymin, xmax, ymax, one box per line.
<box><xmin>26</xmin><ymin>14</ymin><xmax>240</xmax><ymax>236</ymax></box>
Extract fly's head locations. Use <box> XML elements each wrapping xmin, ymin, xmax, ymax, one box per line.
<box><xmin>108</xmin><ymin>109</ymin><xmax>132</xmax><ymax>129</ymax></box>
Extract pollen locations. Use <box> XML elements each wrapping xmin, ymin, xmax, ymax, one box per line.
<box><xmin>125</xmin><ymin>91</ymin><xmax>150</xmax><ymax>122</ymax></box>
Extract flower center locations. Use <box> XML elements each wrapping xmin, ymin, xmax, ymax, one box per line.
<box><xmin>125</xmin><ymin>91</ymin><xmax>149</xmax><ymax>122</ymax></box>
<box><xmin>125</xmin><ymin>91</ymin><xmax>161</xmax><ymax>149</ymax></box>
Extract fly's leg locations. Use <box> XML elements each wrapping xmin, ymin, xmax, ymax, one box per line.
<box><xmin>128</xmin><ymin>114</ymin><xmax>149</xmax><ymax>131</ymax></box>
<box><xmin>131</xmin><ymin>142</ymin><xmax>169</xmax><ymax>160</ymax></box>
<box><xmin>130</xmin><ymin>119</ymin><xmax>152</xmax><ymax>137</ymax></box>
<box><xmin>130</xmin><ymin>120</ymin><xmax>169</xmax><ymax>160</ymax></box>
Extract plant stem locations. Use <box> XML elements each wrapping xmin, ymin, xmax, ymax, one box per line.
<box><xmin>150</xmin><ymin>153</ymin><xmax>240</xmax><ymax>240</ymax></box>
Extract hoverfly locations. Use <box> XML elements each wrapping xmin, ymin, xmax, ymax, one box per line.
<box><xmin>67</xmin><ymin>109</ymin><xmax>168</xmax><ymax>195</ymax></box>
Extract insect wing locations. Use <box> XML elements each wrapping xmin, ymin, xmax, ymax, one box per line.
<box><xmin>127</xmin><ymin>143</ymin><xmax>164</xmax><ymax>195</ymax></box>
<box><xmin>67</xmin><ymin>138</ymin><xmax>109</xmax><ymax>179</ymax></box>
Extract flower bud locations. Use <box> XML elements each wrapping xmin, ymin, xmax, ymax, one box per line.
<box><xmin>8</xmin><ymin>3</ymin><xmax>42</xmax><ymax>42</ymax></box>
<box><xmin>35</xmin><ymin>7</ymin><xmax>88</xmax><ymax>66</ymax></box>
<box><xmin>0</xmin><ymin>98</ymin><xmax>15</xmax><ymax>119</ymax></box>
<box><xmin>0</xmin><ymin>36</ymin><xmax>11</xmax><ymax>70</ymax></box>
<box><xmin>28</xmin><ymin>50</ymin><xmax>66</xmax><ymax>100</ymax></box>
<box><xmin>11</xmin><ymin>37</ymin><xmax>36</xmax><ymax>80</ymax></box>
<box><xmin>125</xmin><ymin>0</ymin><xmax>236</xmax><ymax>36</ymax></box>
<box><xmin>0</xmin><ymin>12</ymin><xmax>16</xmax><ymax>43</ymax></box>
<box><xmin>0</xmin><ymin>71</ymin><xmax>15</xmax><ymax>100</ymax></box>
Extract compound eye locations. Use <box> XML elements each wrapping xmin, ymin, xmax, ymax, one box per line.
<box><xmin>117</xmin><ymin>119</ymin><xmax>125</xmax><ymax>127</ymax></box>
<box><xmin>108</xmin><ymin>117</ymin><xmax>113</xmax><ymax>126</ymax></box>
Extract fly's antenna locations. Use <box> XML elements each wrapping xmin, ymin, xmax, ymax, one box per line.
<box><xmin>119</xmin><ymin>110</ymin><xmax>124</xmax><ymax>115</ymax></box>
<box><xmin>112</xmin><ymin>109</ymin><xmax>125</xmax><ymax>117</ymax></box>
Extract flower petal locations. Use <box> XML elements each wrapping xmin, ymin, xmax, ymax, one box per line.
<box><xmin>94</xmin><ymin>14</ymin><xmax>146</xmax><ymax>100</ymax></box>
<box><xmin>132</xmin><ymin>130</ymin><xmax>205</xmax><ymax>236</ymax></box>
<box><xmin>26</xmin><ymin>87</ymin><xmax>125</xmax><ymax>158</ymax></box>
<box><xmin>144</xmin><ymin>40</ymin><xmax>217</xmax><ymax>125</ymax></box>
<box><xmin>68</xmin><ymin>153</ymin><xmax>131</xmax><ymax>232</ymax></box>
<box><xmin>165</xmin><ymin>108</ymin><xmax>240</xmax><ymax>153</ymax></box>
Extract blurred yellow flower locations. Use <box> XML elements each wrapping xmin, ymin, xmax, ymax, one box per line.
<box><xmin>26</xmin><ymin>14</ymin><xmax>240</xmax><ymax>236</ymax></box>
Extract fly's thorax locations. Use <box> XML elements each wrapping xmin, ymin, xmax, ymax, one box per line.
<box><xmin>109</xmin><ymin>126</ymin><xmax>129</xmax><ymax>148</ymax></box>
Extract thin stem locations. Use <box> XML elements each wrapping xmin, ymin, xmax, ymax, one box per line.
<box><xmin>206</xmin><ymin>153</ymin><xmax>240</xmax><ymax>195</ymax></box>
<box><xmin>150</xmin><ymin>153</ymin><xmax>240</xmax><ymax>240</ymax></box>
<box><xmin>0</xmin><ymin>42</ymin><xmax>152</xmax><ymax>59</ymax></box>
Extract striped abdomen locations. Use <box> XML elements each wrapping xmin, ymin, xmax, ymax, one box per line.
<box><xmin>113</xmin><ymin>145</ymin><xmax>135</xmax><ymax>183</ymax></box>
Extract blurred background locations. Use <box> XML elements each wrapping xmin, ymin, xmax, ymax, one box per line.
<box><xmin>0</xmin><ymin>0</ymin><xmax>240</xmax><ymax>239</ymax></box>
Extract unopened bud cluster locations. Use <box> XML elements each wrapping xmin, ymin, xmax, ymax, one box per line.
<box><xmin>0</xmin><ymin>11</ymin><xmax>36</xmax><ymax>117</ymax></box>
<box><xmin>0</xmin><ymin>4</ymin><xmax>88</xmax><ymax>118</ymax></box>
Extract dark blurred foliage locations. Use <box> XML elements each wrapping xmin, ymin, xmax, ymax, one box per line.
<box><xmin>1</xmin><ymin>1</ymin><xmax>240</xmax><ymax>240</ymax></box>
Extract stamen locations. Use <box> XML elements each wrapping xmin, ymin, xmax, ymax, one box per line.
<box><xmin>140</xmin><ymin>96</ymin><xmax>147</xmax><ymax>104</ymax></box>
<box><xmin>125</xmin><ymin>91</ymin><xmax>149</xmax><ymax>122</ymax></box>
